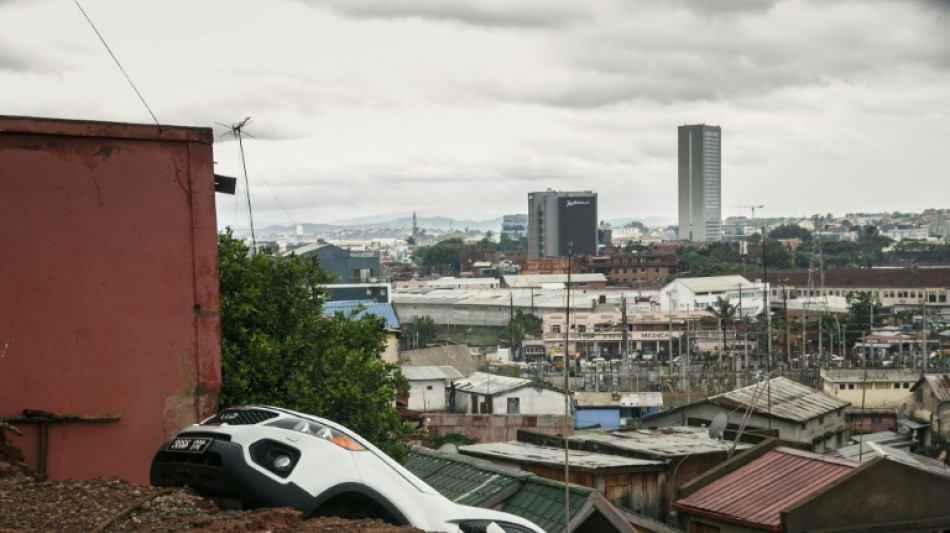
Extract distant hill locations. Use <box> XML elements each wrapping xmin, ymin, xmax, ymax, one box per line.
<box><xmin>238</xmin><ymin>215</ymin><xmax>674</xmax><ymax>238</ymax></box>
<box><xmin>331</xmin><ymin>214</ymin><xmax>503</xmax><ymax>232</ymax></box>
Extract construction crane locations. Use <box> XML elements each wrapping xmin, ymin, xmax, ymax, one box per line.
<box><xmin>732</xmin><ymin>204</ymin><xmax>765</xmax><ymax>220</ymax></box>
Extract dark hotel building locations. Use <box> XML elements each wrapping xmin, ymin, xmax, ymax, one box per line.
<box><xmin>527</xmin><ymin>190</ymin><xmax>598</xmax><ymax>258</ymax></box>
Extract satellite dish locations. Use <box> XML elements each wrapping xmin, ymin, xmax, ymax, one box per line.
<box><xmin>898</xmin><ymin>402</ymin><xmax>907</xmax><ymax>417</ymax></box>
<box><xmin>708</xmin><ymin>413</ymin><xmax>728</xmax><ymax>440</ymax></box>
<box><xmin>438</xmin><ymin>443</ymin><xmax>460</xmax><ymax>454</ymax></box>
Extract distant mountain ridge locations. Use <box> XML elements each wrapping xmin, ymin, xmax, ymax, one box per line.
<box><xmin>241</xmin><ymin>214</ymin><xmax>676</xmax><ymax>237</ymax></box>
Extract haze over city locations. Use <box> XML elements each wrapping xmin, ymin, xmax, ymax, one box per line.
<box><xmin>2</xmin><ymin>0</ymin><xmax>948</xmax><ymax>228</ymax></box>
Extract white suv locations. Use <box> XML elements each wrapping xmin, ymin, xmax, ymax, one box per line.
<box><xmin>150</xmin><ymin>405</ymin><xmax>543</xmax><ymax>533</ymax></box>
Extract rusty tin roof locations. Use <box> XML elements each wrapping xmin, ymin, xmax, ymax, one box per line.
<box><xmin>673</xmin><ymin>446</ymin><xmax>859</xmax><ymax>531</ymax></box>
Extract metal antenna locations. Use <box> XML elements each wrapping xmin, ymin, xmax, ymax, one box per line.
<box><xmin>219</xmin><ymin>117</ymin><xmax>257</xmax><ymax>253</ymax></box>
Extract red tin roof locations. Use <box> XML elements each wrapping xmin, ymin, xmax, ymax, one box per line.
<box><xmin>673</xmin><ymin>447</ymin><xmax>859</xmax><ymax>531</ymax></box>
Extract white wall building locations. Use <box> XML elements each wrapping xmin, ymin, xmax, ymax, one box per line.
<box><xmin>880</xmin><ymin>225</ymin><xmax>930</xmax><ymax>242</ymax></box>
<box><xmin>401</xmin><ymin>365</ymin><xmax>465</xmax><ymax>412</ymax></box>
<box><xmin>658</xmin><ymin>275</ymin><xmax>768</xmax><ymax>318</ymax></box>
<box><xmin>452</xmin><ymin>372</ymin><xmax>569</xmax><ymax>416</ymax></box>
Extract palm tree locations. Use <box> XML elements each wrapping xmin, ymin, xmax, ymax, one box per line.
<box><xmin>707</xmin><ymin>296</ymin><xmax>737</xmax><ymax>363</ymax></box>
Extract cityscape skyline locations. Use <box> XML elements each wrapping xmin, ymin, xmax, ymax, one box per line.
<box><xmin>2</xmin><ymin>1</ymin><xmax>948</xmax><ymax>229</ymax></box>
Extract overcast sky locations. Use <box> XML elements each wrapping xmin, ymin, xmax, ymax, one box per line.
<box><xmin>2</xmin><ymin>0</ymin><xmax>948</xmax><ymax>229</ymax></box>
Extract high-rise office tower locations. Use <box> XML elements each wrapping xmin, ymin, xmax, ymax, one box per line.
<box><xmin>678</xmin><ymin>124</ymin><xmax>722</xmax><ymax>242</ymax></box>
<box><xmin>527</xmin><ymin>190</ymin><xmax>598</xmax><ymax>258</ymax></box>
<box><xmin>500</xmin><ymin>214</ymin><xmax>528</xmax><ymax>246</ymax></box>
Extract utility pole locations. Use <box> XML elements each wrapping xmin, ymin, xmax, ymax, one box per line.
<box><xmin>762</xmin><ymin>220</ymin><xmax>773</xmax><ymax>371</ymax></box>
<box><xmin>563</xmin><ymin>243</ymin><xmax>573</xmax><ymax>533</ymax></box>
<box><xmin>621</xmin><ymin>294</ymin><xmax>628</xmax><ymax>359</ymax></box>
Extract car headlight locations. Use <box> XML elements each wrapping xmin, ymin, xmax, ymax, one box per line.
<box><xmin>265</xmin><ymin>417</ymin><xmax>366</xmax><ymax>451</ymax></box>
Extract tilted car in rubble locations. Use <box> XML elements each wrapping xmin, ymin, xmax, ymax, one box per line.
<box><xmin>150</xmin><ymin>405</ymin><xmax>543</xmax><ymax>533</ymax></box>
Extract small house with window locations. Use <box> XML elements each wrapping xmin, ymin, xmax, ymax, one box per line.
<box><xmin>910</xmin><ymin>374</ymin><xmax>950</xmax><ymax>449</ymax></box>
<box><xmin>644</xmin><ymin>377</ymin><xmax>850</xmax><ymax>452</ymax></box>
<box><xmin>821</xmin><ymin>368</ymin><xmax>916</xmax><ymax>409</ymax></box>
<box><xmin>401</xmin><ymin>365</ymin><xmax>465</xmax><ymax>412</ymax></box>
<box><xmin>452</xmin><ymin>372</ymin><xmax>570</xmax><ymax>416</ymax></box>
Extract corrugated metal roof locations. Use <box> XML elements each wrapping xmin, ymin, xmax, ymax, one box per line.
<box><xmin>573</xmin><ymin>426</ymin><xmax>750</xmax><ymax>458</ymax></box>
<box><xmin>400</xmin><ymin>366</ymin><xmax>454</xmax><ymax>381</ymax></box>
<box><xmin>829</xmin><ymin>442</ymin><xmax>949</xmax><ymax>476</ymax></box>
<box><xmin>281</xmin><ymin>242</ymin><xmax>330</xmax><ymax>256</ymax></box>
<box><xmin>405</xmin><ymin>448</ymin><xmax>526</xmax><ymax>508</ymax></box>
<box><xmin>322</xmin><ymin>300</ymin><xmax>400</xmax><ymax>330</ymax></box>
<box><xmin>453</xmin><ymin>371</ymin><xmax>566</xmax><ymax>396</ymax></box>
<box><xmin>849</xmin><ymin>431</ymin><xmax>909</xmax><ymax>446</ymax></box>
<box><xmin>502</xmin><ymin>476</ymin><xmax>593</xmax><ymax>533</ymax></box>
<box><xmin>460</xmin><ymin>441</ymin><xmax>665</xmax><ymax>471</ymax></box>
<box><xmin>405</xmin><ymin>447</ymin><xmax>599</xmax><ymax>533</ymax></box>
<box><xmin>392</xmin><ymin>287</ymin><xmax>632</xmax><ymax>312</ymax></box>
<box><xmin>921</xmin><ymin>374</ymin><xmax>950</xmax><ymax>402</ymax></box>
<box><xmin>742</xmin><ymin>268</ymin><xmax>950</xmax><ymax>289</ymax></box>
<box><xmin>503</xmin><ymin>273</ymin><xmax>608</xmax><ymax>287</ymax></box>
<box><xmin>672</xmin><ymin>275</ymin><xmax>751</xmax><ymax>293</ymax></box>
<box><xmin>400</xmin><ymin>345</ymin><xmax>478</xmax><ymax>376</ymax></box>
<box><xmin>710</xmin><ymin>377</ymin><xmax>849</xmax><ymax>422</ymax></box>
<box><xmin>673</xmin><ymin>447</ymin><xmax>858</xmax><ymax>530</ymax></box>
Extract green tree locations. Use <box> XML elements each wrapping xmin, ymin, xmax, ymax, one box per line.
<box><xmin>845</xmin><ymin>290</ymin><xmax>883</xmax><ymax>329</ymax></box>
<box><xmin>622</xmin><ymin>241</ymin><xmax>650</xmax><ymax>254</ymax></box>
<box><xmin>768</xmin><ymin>224</ymin><xmax>812</xmax><ymax>241</ymax></box>
<box><xmin>497</xmin><ymin>235</ymin><xmax>526</xmax><ymax>251</ymax></box>
<box><xmin>706</xmin><ymin>296</ymin><xmax>736</xmax><ymax>361</ymax></box>
<box><xmin>752</xmin><ymin>239</ymin><xmax>795</xmax><ymax>270</ymax></box>
<box><xmin>499</xmin><ymin>310</ymin><xmax>542</xmax><ymax>356</ymax></box>
<box><xmin>676</xmin><ymin>243</ymin><xmax>747</xmax><ymax>276</ymax></box>
<box><xmin>412</xmin><ymin>238</ymin><xmax>465</xmax><ymax>271</ymax></box>
<box><xmin>843</xmin><ymin>290</ymin><xmax>884</xmax><ymax>351</ymax></box>
<box><xmin>403</xmin><ymin>315</ymin><xmax>437</xmax><ymax>349</ymax></box>
<box><xmin>218</xmin><ymin>229</ymin><xmax>413</xmax><ymax>461</ymax></box>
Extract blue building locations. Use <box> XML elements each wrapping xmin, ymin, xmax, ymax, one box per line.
<box><xmin>284</xmin><ymin>242</ymin><xmax>380</xmax><ymax>283</ymax></box>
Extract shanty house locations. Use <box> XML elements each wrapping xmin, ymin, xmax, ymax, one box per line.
<box><xmin>519</xmin><ymin>425</ymin><xmax>753</xmax><ymax>520</ymax></box>
<box><xmin>820</xmin><ymin>368</ymin><xmax>917</xmax><ymax>409</ymax></box>
<box><xmin>406</xmin><ymin>446</ymin><xmax>646</xmax><ymax>533</ymax></box>
<box><xmin>910</xmin><ymin>373</ymin><xmax>950</xmax><ymax>448</ymax></box>
<box><xmin>644</xmin><ymin>377</ymin><xmax>850</xmax><ymax>452</ymax></box>
<box><xmin>459</xmin><ymin>440</ymin><xmax>668</xmax><ymax>520</ymax></box>
<box><xmin>572</xmin><ymin>391</ymin><xmax>663</xmax><ymax>429</ymax></box>
<box><xmin>672</xmin><ymin>441</ymin><xmax>950</xmax><ymax>532</ymax></box>
<box><xmin>452</xmin><ymin>372</ymin><xmax>570</xmax><ymax>416</ymax></box>
<box><xmin>400</xmin><ymin>365</ymin><xmax>464</xmax><ymax>412</ymax></box>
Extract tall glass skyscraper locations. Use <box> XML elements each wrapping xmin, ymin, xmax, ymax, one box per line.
<box><xmin>678</xmin><ymin>124</ymin><xmax>722</xmax><ymax>242</ymax></box>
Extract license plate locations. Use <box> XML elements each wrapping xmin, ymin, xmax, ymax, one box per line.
<box><xmin>166</xmin><ymin>436</ymin><xmax>212</xmax><ymax>453</ymax></box>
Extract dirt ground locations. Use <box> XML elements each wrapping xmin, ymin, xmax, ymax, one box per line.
<box><xmin>0</xmin><ymin>433</ymin><xmax>426</xmax><ymax>533</ymax></box>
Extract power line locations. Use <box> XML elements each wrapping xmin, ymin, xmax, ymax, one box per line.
<box><xmin>73</xmin><ymin>0</ymin><xmax>160</xmax><ymax>127</ymax></box>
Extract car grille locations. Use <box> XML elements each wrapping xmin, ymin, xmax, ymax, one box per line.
<box><xmin>203</xmin><ymin>408</ymin><xmax>278</xmax><ymax>426</ymax></box>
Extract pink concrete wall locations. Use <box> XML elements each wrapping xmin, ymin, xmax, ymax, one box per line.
<box><xmin>0</xmin><ymin>116</ymin><xmax>221</xmax><ymax>484</ymax></box>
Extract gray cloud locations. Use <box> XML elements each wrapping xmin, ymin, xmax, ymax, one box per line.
<box><xmin>297</xmin><ymin>0</ymin><xmax>588</xmax><ymax>28</ymax></box>
<box><xmin>469</xmin><ymin>0</ymin><xmax>950</xmax><ymax>109</ymax></box>
<box><xmin>667</xmin><ymin>0</ymin><xmax>780</xmax><ymax>16</ymax></box>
